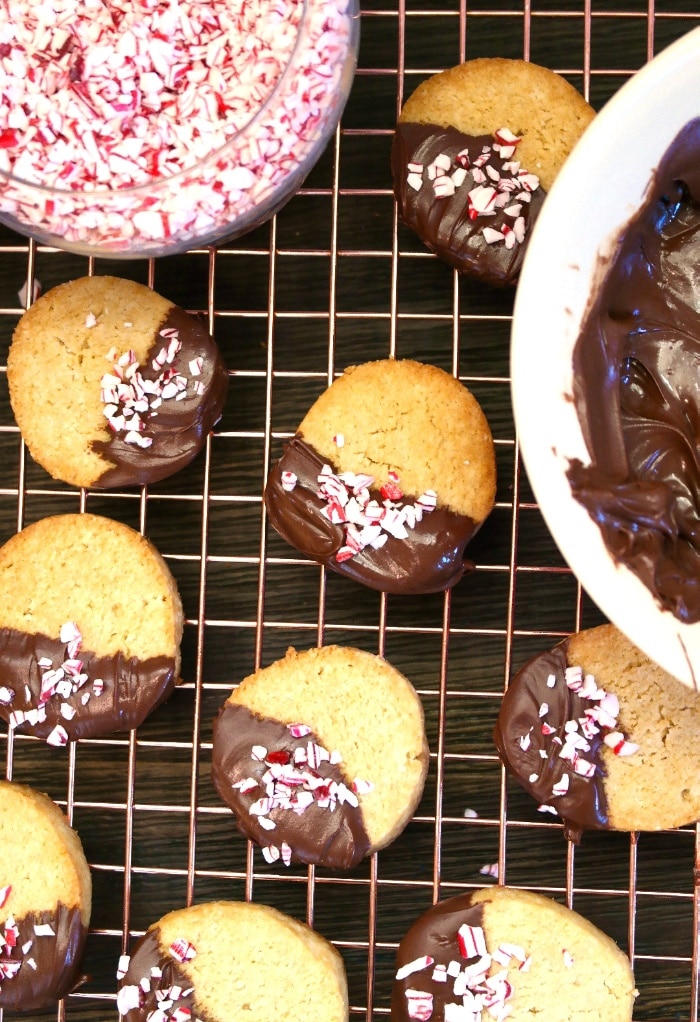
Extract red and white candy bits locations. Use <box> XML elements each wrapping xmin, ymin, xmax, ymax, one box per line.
<box><xmin>314</xmin><ymin>464</ymin><xmax>438</xmax><ymax>563</ymax></box>
<box><xmin>0</xmin><ymin>0</ymin><xmax>356</xmax><ymax>254</ymax></box>
<box><xmin>234</xmin><ymin>723</ymin><xmax>374</xmax><ymax>867</ymax></box>
<box><xmin>405</xmin><ymin>128</ymin><xmax>539</xmax><ymax>251</ymax></box>
<box><xmin>397</xmin><ymin>922</ymin><xmax>523</xmax><ymax>1022</ymax></box>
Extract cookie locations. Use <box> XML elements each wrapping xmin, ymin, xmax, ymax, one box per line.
<box><xmin>116</xmin><ymin>900</ymin><xmax>348</xmax><ymax>1022</ymax></box>
<box><xmin>392</xmin><ymin>58</ymin><xmax>595</xmax><ymax>285</ymax></box>
<box><xmin>211</xmin><ymin>645</ymin><xmax>429</xmax><ymax>869</ymax></box>
<box><xmin>265</xmin><ymin>359</ymin><xmax>496</xmax><ymax>594</ymax></box>
<box><xmin>8</xmin><ymin>275</ymin><xmax>228</xmax><ymax>488</ymax></box>
<box><xmin>0</xmin><ymin>781</ymin><xmax>91</xmax><ymax>1009</ymax></box>
<box><xmin>493</xmin><ymin>623</ymin><xmax>700</xmax><ymax>835</ymax></box>
<box><xmin>0</xmin><ymin>513</ymin><xmax>183</xmax><ymax>744</ymax></box>
<box><xmin>392</xmin><ymin>886</ymin><xmax>635</xmax><ymax>1022</ymax></box>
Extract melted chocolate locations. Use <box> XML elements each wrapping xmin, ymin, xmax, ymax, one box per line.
<box><xmin>211</xmin><ymin>702</ymin><xmax>371</xmax><ymax>870</ymax></box>
<box><xmin>493</xmin><ymin>641</ymin><xmax>608</xmax><ymax>833</ymax></box>
<box><xmin>392</xmin><ymin>894</ymin><xmax>486</xmax><ymax>1022</ymax></box>
<box><xmin>265</xmin><ymin>436</ymin><xmax>476</xmax><ymax>594</ymax></box>
<box><xmin>568</xmin><ymin>118</ymin><xmax>700</xmax><ymax>623</ymax></box>
<box><xmin>93</xmin><ymin>306</ymin><xmax>228</xmax><ymax>488</ymax></box>
<box><xmin>391</xmin><ymin>124</ymin><xmax>546</xmax><ymax>286</ymax></box>
<box><xmin>0</xmin><ymin>627</ymin><xmax>177</xmax><ymax>742</ymax></box>
<box><xmin>0</xmin><ymin>904</ymin><xmax>87</xmax><ymax>1010</ymax></box>
<box><xmin>119</xmin><ymin>927</ymin><xmax>205</xmax><ymax>1022</ymax></box>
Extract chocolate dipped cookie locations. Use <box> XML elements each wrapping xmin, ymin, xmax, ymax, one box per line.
<box><xmin>392</xmin><ymin>886</ymin><xmax>635</xmax><ymax>1022</ymax></box>
<box><xmin>494</xmin><ymin>624</ymin><xmax>700</xmax><ymax>835</ymax></box>
<box><xmin>211</xmin><ymin>645</ymin><xmax>429</xmax><ymax>869</ymax></box>
<box><xmin>265</xmin><ymin>359</ymin><xmax>496</xmax><ymax>594</ymax></box>
<box><xmin>392</xmin><ymin>58</ymin><xmax>595</xmax><ymax>286</ymax></box>
<box><xmin>116</xmin><ymin>901</ymin><xmax>348</xmax><ymax>1022</ymax></box>
<box><xmin>8</xmin><ymin>275</ymin><xmax>228</xmax><ymax>488</ymax></box>
<box><xmin>0</xmin><ymin>513</ymin><xmax>183</xmax><ymax>744</ymax></box>
<box><xmin>0</xmin><ymin>781</ymin><xmax>91</xmax><ymax>1009</ymax></box>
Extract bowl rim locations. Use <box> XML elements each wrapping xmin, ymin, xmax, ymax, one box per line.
<box><xmin>511</xmin><ymin>26</ymin><xmax>700</xmax><ymax>690</ymax></box>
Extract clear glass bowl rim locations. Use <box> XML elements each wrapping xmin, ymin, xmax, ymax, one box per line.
<box><xmin>0</xmin><ymin>0</ymin><xmax>335</xmax><ymax>199</ymax></box>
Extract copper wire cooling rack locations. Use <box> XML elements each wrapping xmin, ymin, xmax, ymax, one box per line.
<box><xmin>0</xmin><ymin>0</ymin><xmax>698</xmax><ymax>1019</ymax></box>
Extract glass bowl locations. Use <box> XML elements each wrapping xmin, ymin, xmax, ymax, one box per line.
<box><xmin>0</xmin><ymin>0</ymin><xmax>359</xmax><ymax>258</ymax></box>
<box><xmin>511</xmin><ymin>26</ymin><xmax>700</xmax><ymax>689</ymax></box>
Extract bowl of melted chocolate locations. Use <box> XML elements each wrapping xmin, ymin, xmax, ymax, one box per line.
<box><xmin>511</xmin><ymin>27</ymin><xmax>700</xmax><ymax>689</ymax></box>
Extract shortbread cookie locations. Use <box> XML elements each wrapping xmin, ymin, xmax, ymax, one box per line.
<box><xmin>392</xmin><ymin>58</ymin><xmax>595</xmax><ymax>285</ymax></box>
<box><xmin>265</xmin><ymin>359</ymin><xmax>496</xmax><ymax>594</ymax></box>
<box><xmin>0</xmin><ymin>513</ymin><xmax>183</xmax><ymax>744</ymax></box>
<box><xmin>0</xmin><ymin>781</ymin><xmax>91</xmax><ymax>1009</ymax></box>
<box><xmin>117</xmin><ymin>901</ymin><xmax>348</xmax><ymax>1022</ymax></box>
<box><xmin>494</xmin><ymin>624</ymin><xmax>700</xmax><ymax>834</ymax></box>
<box><xmin>8</xmin><ymin>275</ymin><xmax>228</xmax><ymax>488</ymax></box>
<box><xmin>392</xmin><ymin>886</ymin><xmax>635</xmax><ymax>1022</ymax></box>
<box><xmin>212</xmin><ymin>645</ymin><xmax>429</xmax><ymax>869</ymax></box>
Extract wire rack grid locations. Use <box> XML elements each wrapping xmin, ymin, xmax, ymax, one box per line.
<box><xmin>0</xmin><ymin>0</ymin><xmax>698</xmax><ymax>1019</ymax></box>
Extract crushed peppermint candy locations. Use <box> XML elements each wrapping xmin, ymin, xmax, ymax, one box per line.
<box><xmin>0</xmin><ymin>914</ymin><xmax>53</xmax><ymax>987</ymax></box>
<box><xmin>405</xmin><ymin>128</ymin><xmax>539</xmax><ymax>251</ymax></box>
<box><xmin>398</xmin><ymin>921</ymin><xmax>524</xmax><ymax>1021</ymax></box>
<box><xmin>0</xmin><ymin>0</ymin><xmax>355</xmax><ymax>253</ymax></box>
<box><xmin>405</xmin><ymin>989</ymin><xmax>434</xmax><ymax>1021</ymax></box>
<box><xmin>100</xmin><ymin>332</ymin><xmax>201</xmax><ymax>447</ymax></box>
<box><xmin>312</xmin><ymin>464</ymin><xmax>437</xmax><ymax>563</ymax></box>
<box><xmin>6</xmin><ymin>622</ymin><xmax>107</xmax><ymax>744</ymax></box>
<box><xmin>116</xmin><ymin>953</ymin><xmax>131</xmax><ymax>980</ymax></box>
<box><xmin>396</xmin><ymin>955</ymin><xmax>435</xmax><ymax>980</ymax></box>
<box><xmin>117</xmin><ymin>965</ymin><xmax>203</xmax><ymax>1022</ymax></box>
<box><xmin>169</xmin><ymin>938</ymin><xmax>197</xmax><ymax>964</ymax></box>
<box><xmin>479</xmin><ymin>862</ymin><xmax>499</xmax><ymax>879</ymax></box>
<box><xmin>520</xmin><ymin>663</ymin><xmax>639</xmax><ymax>802</ymax></box>
<box><xmin>116</xmin><ymin>984</ymin><xmax>141</xmax><ymax>1014</ymax></box>
<box><xmin>232</xmin><ymin>724</ymin><xmax>373</xmax><ymax>867</ymax></box>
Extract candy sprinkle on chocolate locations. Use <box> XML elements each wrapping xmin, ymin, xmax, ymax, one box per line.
<box><xmin>404</xmin><ymin>128</ymin><xmax>540</xmax><ymax>249</ymax></box>
<box><xmin>169</xmin><ymin>938</ymin><xmax>196</xmax><ymax>964</ymax></box>
<box><xmin>526</xmin><ymin>662</ymin><xmax>640</xmax><ymax>804</ymax></box>
<box><xmin>399</xmin><ymin>915</ymin><xmax>525</xmax><ymax>1021</ymax></box>
<box><xmin>100</xmin><ymin>330</ymin><xmax>204</xmax><ymax>447</ymax></box>
<box><xmin>233</xmin><ymin>729</ymin><xmax>372</xmax><ymax>866</ymax></box>
<box><xmin>313</xmin><ymin>464</ymin><xmax>437</xmax><ymax>563</ymax></box>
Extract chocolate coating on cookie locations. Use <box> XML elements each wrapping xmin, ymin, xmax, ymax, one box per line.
<box><xmin>118</xmin><ymin>927</ymin><xmax>202</xmax><ymax>1022</ymax></box>
<box><xmin>567</xmin><ymin>118</ymin><xmax>700</xmax><ymax>623</ymax></box>
<box><xmin>0</xmin><ymin>627</ymin><xmax>177</xmax><ymax>743</ymax></box>
<box><xmin>265</xmin><ymin>437</ymin><xmax>476</xmax><ymax>594</ymax></box>
<box><xmin>493</xmin><ymin>641</ymin><xmax>609</xmax><ymax>832</ymax></box>
<box><xmin>212</xmin><ymin>702</ymin><xmax>371</xmax><ymax>869</ymax></box>
<box><xmin>392</xmin><ymin>894</ymin><xmax>486</xmax><ymax>1022</ymax></box>
<box><xmin>0</xmin><ymin>905</ymin><xmax>87</xmax><ymax>1010</ymax></box>
<box><xmin>392</xmin><ymin>124</ymin><xmax>546</xmax><ymax>286</ymax></box>
<box><xmin>93</xmin><ymin>305</ymin><xmax>228</xmax><ymax>488</ymax></box>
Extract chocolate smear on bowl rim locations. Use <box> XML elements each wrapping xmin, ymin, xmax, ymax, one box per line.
<box><xmin>567</xmin><ymin>117</ymin><xmax>700</xmax><ymax>623</ymax></box>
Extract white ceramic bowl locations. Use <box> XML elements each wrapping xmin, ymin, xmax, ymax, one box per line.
<box><xmin>511</xmin><ymin>27</ymin><xmax>700</xmax><ymax>689</ymax></box>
